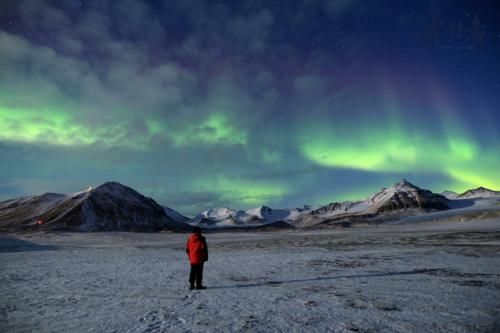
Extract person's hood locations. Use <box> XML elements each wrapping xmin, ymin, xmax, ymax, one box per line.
<box><xmin>190</xmin><ymin>233</ymin><xmax>203</xmax><ymax>240</ymax></box>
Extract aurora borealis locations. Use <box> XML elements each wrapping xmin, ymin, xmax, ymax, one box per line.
<box><xmin>0</xmin><ymin>1</ymin><xmax>499</xmax><ymax>215</ymax></box>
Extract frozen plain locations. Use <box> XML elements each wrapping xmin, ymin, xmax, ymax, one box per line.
<box><xmin>1</xmin><ymin>219</ymin><xmax>500</xmax><ymax>333</ymax></box>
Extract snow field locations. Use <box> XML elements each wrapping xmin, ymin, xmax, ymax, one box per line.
<box><xmin>1</xmin><ymin>227</ymin><xmax>500</xmax><ymax>332</ymax></box>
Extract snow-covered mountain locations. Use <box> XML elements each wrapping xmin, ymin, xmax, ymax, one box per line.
<box><xmin>0</xmin><ymin>182</ymin><xmax>190</xmax><ymax>232</ymax></box>
<box><xmin>294</xmin><ymin>180</ymin><xmax>451</xmax><ymax>227</ymax></box>
<box><xmin>191</xmin><ymin>208</ymin><xmax>239</xmax><ymax>227</ymax></box>
<box><xmin>190</xmin><ymin>205</ymin><xmax>303</xmax><ymax>228</ymax></box>
<box><xmin>441</xmin><ymin>190</ymin><xmax>460</xmax><ymax>199</ymax></box>
<box><xmin>0</xmin><ymin>192</ymin><xmax>66</xmax><ymax>229</ymax></box>
<box><xmin>308</xmin><ymin>201</ymin><xmax>368</xmax><ymax>217</ymax></box>
<box><xmin>457</xmin><ymin>187</ymin><xmax>500</xmax><ymax>199</ymax></box>
<box><xmin>365</xmin><ymin>179</ymin><xmax>450</xmax><ymax>213</ymax></box>
<box><xmin>244</xmin><ymin>206</ymin><xmax>303</xmax><ymax>222</ymax></box>
<box><xmin>1</xmin><ymin>179</ymin><xmax>498</xmax><ymax>232</ymax></box>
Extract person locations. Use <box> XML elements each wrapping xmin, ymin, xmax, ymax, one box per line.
<box><xmin>186</xmin><ymin>226</ymin><xmax>208</xmax><ymax>290</ymax></box>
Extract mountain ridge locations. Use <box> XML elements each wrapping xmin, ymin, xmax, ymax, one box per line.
<box><xmin>1</xmin><ymin>180</ymin><xmax>499</xmax><ymax>232</ymax></box>
<box><xmin>457</xmin><ymin>186</ymin><xmax>500</xmax><ymax>199</ymax></box>
<box><xmin>293</xmin><ymin>180</ymin><xmax>452</xmax><ymax>228</ymax></box>
<box><xmin>0</xmin><ymin>182</ymin><xmax>190</xmax><ymax>232</ymax></box>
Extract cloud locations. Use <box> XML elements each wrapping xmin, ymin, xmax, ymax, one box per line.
<box><xmin>0</xmin><ymin>0</ymin><xmax>498</xmax><ymax>215</ymax></box>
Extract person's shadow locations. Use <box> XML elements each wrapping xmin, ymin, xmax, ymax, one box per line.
<box><xmin>208</xmin><ymin>268</ymin><xmax>442</xmax><ymax>289</ymax></box>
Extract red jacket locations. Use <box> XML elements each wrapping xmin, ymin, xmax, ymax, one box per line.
<box><xmin>186</xmin><ymin>233</ymin><xmax>208</xmax><ymax>264</ymax></box>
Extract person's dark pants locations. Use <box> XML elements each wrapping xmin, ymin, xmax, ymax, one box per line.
<box><xmin>189</xmin><ymin>263</ymin><xmax>204</xmax><ymax>288</ymax></box>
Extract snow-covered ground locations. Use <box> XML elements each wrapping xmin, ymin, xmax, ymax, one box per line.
<box><xmin>1</xmin><ymin>220</ymin><xmax>500</xmax><ymax>332</ymax></box>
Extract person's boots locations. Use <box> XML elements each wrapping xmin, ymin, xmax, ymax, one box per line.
<box><xmin>196</xmin><ymin>285</ymin><xmax>206</xmax><ymax>290</ymax></box>
<box><xmin>189</xmin><ymin>283</ymin><xmax>195</xmax><ymax>291</ymax></box>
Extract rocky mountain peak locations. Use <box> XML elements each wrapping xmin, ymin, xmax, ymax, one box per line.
<box><xmin>458</xmin><ymin>186</ymin><xmax>500</xmax><ymax>198</ymax></box>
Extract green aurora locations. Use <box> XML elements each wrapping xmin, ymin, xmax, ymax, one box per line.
<box><xmin>2</xmin><ymin>97</ymin><xmax>498</xmax><ymax>212</ymax></box>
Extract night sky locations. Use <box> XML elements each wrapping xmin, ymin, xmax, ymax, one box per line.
<box><xmin>1</xmin><ymin>0</ymin><xmax>499</xmax><ymax>215</ymax></box>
